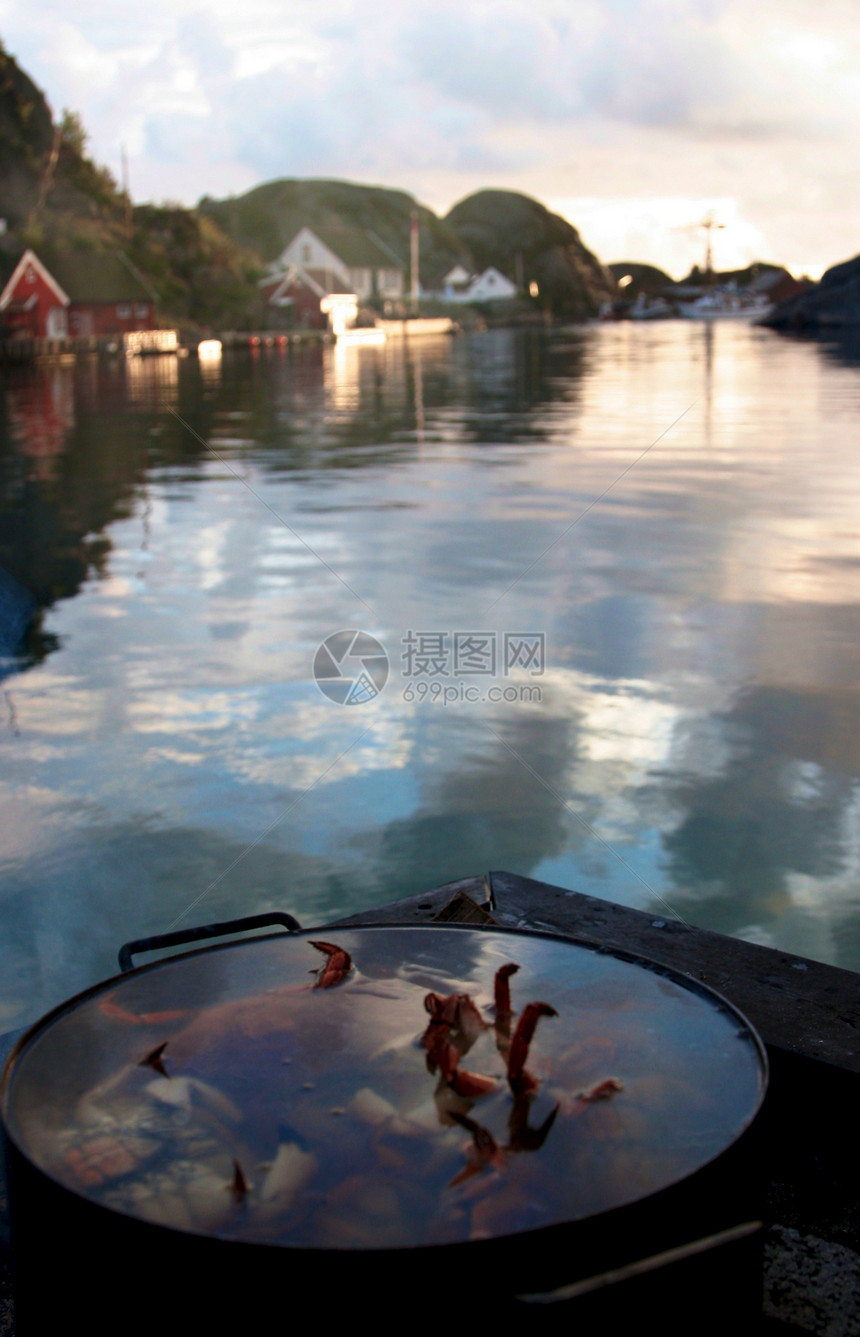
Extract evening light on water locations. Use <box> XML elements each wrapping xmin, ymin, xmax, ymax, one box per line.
<box><xmin>2</xmin><ymin>321</ymin><xmax>860</xmax><ymax>1029</ymax></box>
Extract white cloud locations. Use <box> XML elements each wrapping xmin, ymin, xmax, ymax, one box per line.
<box><xmin>2</xmin><ymin>0</ymin><xmax>858</xmax><ymax>271</ymax></box>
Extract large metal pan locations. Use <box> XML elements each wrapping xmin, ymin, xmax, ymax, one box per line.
<box><xmin>1</xmin><ymin>913</ymin><xmax>768</xmax><ymax>1333</ymax></box>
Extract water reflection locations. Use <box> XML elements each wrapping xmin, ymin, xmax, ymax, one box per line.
<box><xmin>6</xmin><ymin>364</ymin><xmax>75</xmax><ymax>482</ymax></box>
<box><xmin>125</xmin><ymin>352</ymin><xmax>180</xmax><ymax>408</ymax></box>
<box><xmin>1</xmin><ymin>323</ymin><xmax>860</xmax><ymax>1031</ymax></box>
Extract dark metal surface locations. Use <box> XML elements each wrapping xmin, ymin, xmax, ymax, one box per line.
<box><xmin>5</xmin><ymin>871</ymin><xmax>847</xmax><ymax>1333</ymax></box>
<box><xmin>4</xmin><ymin>913</ymin><xmax>770</xmax><ymax>1334</ymax></box>
<box><xmin>117</xmin><ymin>910</ymin><xmax>302</xmax><ymax>972</ymax></box>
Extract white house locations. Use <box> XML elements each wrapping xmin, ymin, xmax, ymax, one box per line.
<box><xmin>460</xmin><ymin>267</ymin><xmax>518</xmax><ymax>303</ymax></box>
<box><xmin>439</xmin><ymin>266</ymin><xmax>518</xmax><ymax>303</ymax></box>
<box><xmin>442</xmin><ymin>264</ymin><xmax>471</xmax><ymax>290</ymax></box>
<box><xmin>275</xmin><ymin>227</ymin><xmax>404</xmax><ymax>302</ymax></box>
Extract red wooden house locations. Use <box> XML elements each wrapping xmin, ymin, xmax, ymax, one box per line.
<box><xmin>0</xmin><ymin>250</ymin><xmax>70</xmax><ymax>338</ymax></box>
<box><xmin>259</xmin><ymin>264</ymin><xmax>356</xmax><ymax>329</ymax></box>
<box><xmin>0</xmin><ymin>248</ymin><xmax>156</xmax><ymax>339</ymax></box>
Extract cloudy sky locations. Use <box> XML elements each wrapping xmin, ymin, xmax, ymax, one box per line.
<box><xmin>1</xmin><ymin>0</ymin><xmax>858</xmax><ymax>276</ymax></box>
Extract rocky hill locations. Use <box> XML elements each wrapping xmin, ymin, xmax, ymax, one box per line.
<box><xmin>200</xmin><ymin>178</ymin><xmax>471</xmax><ymax>290</ymax></box>
<box><xmin>0</xmin><ymin>39</ymin><xmax>55</xmax><ymax>227</ymax></box>
<box><xmin>608</xmin><ymin>261</ymin><xmax>674</xmax><ymax>298</ymax></box>
<box><xmin>203</xmin><ymin>180</ymin><xmax>617</xmax><ymax>320</ymax></box>
<box><xmin>445</xmin><ymin>190</ymin><xmax>616</xmax><ymax>318</ymax></box>
<box><xmin>762</xmin><ymin>255</ymin><xmax>860</xmax><ymax>330</ymax></box>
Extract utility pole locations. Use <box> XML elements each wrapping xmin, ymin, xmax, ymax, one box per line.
<box><xmin>700</xmin><ymin>213</ymin><xmax>725</xmax><ymax>284</ymax></box>
<box><xmin>410</xmin><ymin>210</ymin><xmax>419</xmax><ymax>316</ymax></box>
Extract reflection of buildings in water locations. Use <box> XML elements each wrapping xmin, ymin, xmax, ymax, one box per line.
<box><xmin>124</xmin><ymin>353</ymin><xmax>179</xmax><ymax>409</ymax></box>
<box><xmin>5</xmin><ymin>365</ymin><xmax>76</xmax><ymax>480</ymax></box>
<box><xmin>198</xmin><ymin>343</ymin><xmax>222</xmax><ymax>389</ymax></box>
<box><xmin>323</xmin><ymin>332</ymin><xmax>452</xmax><ymax>422</ymax></box>
<box><xmin>324</xmin><ymin>341</ymin><xmax>364</xmax><ymax>413</ymax></box>
<box><xmin>413</xmin><ymin>345</ymin><xmax>425</xmax><ymax>448</ymax></box>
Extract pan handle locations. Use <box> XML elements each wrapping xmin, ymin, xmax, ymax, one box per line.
<box><xmin>118</xmin><ymin>912</ymin><xmax>303</xmax><ymax>973</ymax></box>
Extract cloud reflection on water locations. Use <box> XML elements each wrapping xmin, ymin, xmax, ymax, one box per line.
<box><xmin>1</xmin><ymin>323</ymin><xmax>860</xmax><ymax>1027</ymax></box>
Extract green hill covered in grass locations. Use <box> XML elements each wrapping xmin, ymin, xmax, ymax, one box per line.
<box><xmin>200</xmin><ymin>178</ymin><xmax>472</xmax><ymax>290</ymax></box>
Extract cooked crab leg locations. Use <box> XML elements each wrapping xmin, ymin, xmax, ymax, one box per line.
<box><xmin>421</xmin><ymin>991</ymin><xmax>497</xmax><ymax>1097</ymax></box>
<box><xmin>507</xmin><ymin>1002</ymin><xmax>558</xmax><ymax>1096</ymax></box>
<box><xmin>437</xmin><ymin>1041</ymin><xmax>498</xmax><ymax>1098</ymax></box>
<box><xmin>309</xmin><ymin>941</ymin><xmax>353</xmax><ymax>989</ymax></box>
<box><xmin>494</xmin><ymin>963</ymin><xmax>519</xmax><ymax>1019</ymax></box>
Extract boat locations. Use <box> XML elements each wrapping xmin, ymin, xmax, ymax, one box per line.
<box><xmin>334</xmin><ymin>326</ymin><xmax>386</xmax><ymax>346</ymax></box>
<box><xmin>629</xmin><ymin>294</ymin><xmax>674</xmax><ymax>321</ymax></box>
<box><xmin>676</xmin><ymin>290</ymin><xmax>772</xmax><ymax>320</ymax></box>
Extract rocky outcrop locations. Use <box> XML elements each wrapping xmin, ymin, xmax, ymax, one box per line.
<box><xmin>445</xmin><ymin>190</ymin><xmax>616</xmax><ymax>319</ymax></box>
<box><xmin>608</xmin><ymin>261</ymin><xmax>674</xmax><ymax>298</ymax></box>
<box><xmin>762</xmin><ymin>255</ymin><xmax>860</xmax><ymax>330</ymax></box>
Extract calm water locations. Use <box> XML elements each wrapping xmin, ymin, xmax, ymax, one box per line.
<box><xmin>2</xmin><ymin>322</ymin><xmax>860</xmax><ymax>1031</ymax></box>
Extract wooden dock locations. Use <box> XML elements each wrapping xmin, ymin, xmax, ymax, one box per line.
<box><xmin>0</xmin><ymin>329</ymin><xmax>179</xmax><ymax>363</ymax></box>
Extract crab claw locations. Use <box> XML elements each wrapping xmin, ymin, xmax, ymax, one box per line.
<box><xmin>424</xmin><ymin>992</ymin><xmax>487</xmax><ymax>1046</ymax></box>
<box><xmin>308</xmin><ymin>941</ymin><xmax>352</xmax><ymax>990</ymax></box>
<box><xmin>424</xmin><ymin>992</ymin><xmax>460</xmax><ymax>1025</ymax></box>
<box><xmin>507</xmin><ymin>1002</ymin><xmax>557</xmax><ymax>1095</ymax></box>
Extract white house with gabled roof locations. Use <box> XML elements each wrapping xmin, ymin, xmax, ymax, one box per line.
<box><xmin>437</xmin><ymin>265</ymin><xmax>518</xmax><ymax>304</ymax></box>
<box><xmin>276</xmin><ymin>227</ymin><xmax>404</xmax><ymax>301</ymax></box>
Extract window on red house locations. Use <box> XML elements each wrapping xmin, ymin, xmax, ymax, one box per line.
<box><xmin>135</xmin><ymin>303</ymin><xmax>148</xmax><ymax>319</ymax></box>
<box><xmin>117</xmin><ymin>302</ymin><xmax>131</xmax><ymax>319</ymax></box>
